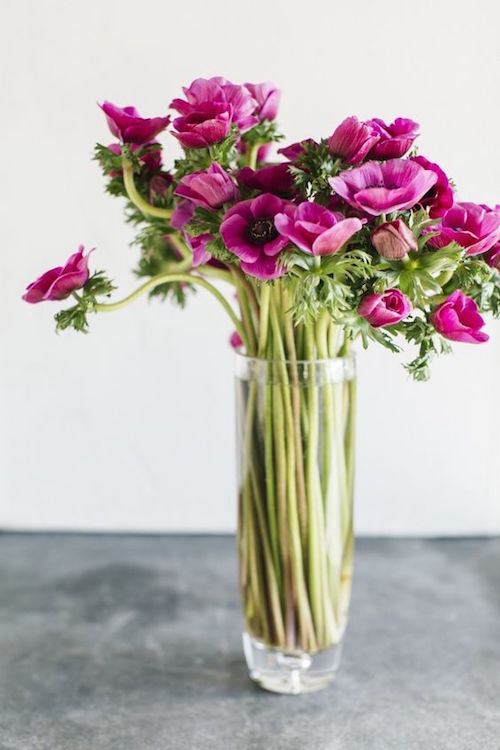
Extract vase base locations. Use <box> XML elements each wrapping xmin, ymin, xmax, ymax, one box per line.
<box><xmin>242</xmin><ymin>632</ymin><xmax>343</xmax><ymax>695</ymax></box>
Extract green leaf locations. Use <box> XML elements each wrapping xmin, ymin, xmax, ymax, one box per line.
<box><xmin>239</xmin><ymin>120</ymin><xmax>284</xmax><ymax>147</ymax></box>
<box><xmin>53</xmin><ymin>271</ymin><xmax>115</xmax><ymax>334</ymax></box>
<box><xmin>290</xmin><ymin>139</ymin><xmax>342</xmax><ymax>204</ymax></box>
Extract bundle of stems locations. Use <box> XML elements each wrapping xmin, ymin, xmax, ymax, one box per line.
<box><xmin>234</xmin><ymin>280</ymin><xmax>356</xmax><ymax>654</ymax></box>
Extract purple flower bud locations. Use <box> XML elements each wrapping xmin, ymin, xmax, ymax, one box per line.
<box><xmin>371</xmin><ymin>219</ymin><xmax>418</xmax><ymax>260</ymax></box>
<box><xmin>229</xmin><ymin>330</ymin><xmax>244</xmax><ymax>349</ymax></box>
<box><xmin>358</xmin><ymin>289</ymin><xmax>412</xmax><ymax>327</ymax></box>
<box><xmin>431</xmin><ymin>290</ymin><xmax>489</xmax><ymax>343</ymax></box>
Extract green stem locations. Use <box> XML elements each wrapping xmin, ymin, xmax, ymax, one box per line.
<box><xmin>304</xmin><ymin>320</ymin><xmax>325</xmax><ymax>644</ymax></box>
<box><xmin>316</xmin><ymin>311</ymin><xmax>332</xmax><ymax>505</ymax></box>
<box><xmin>271</xmin><ymin>292</ymin><xmax>317</xmax><ymax>651</ymax></box>
<box><xmin>249</xmin><ymin>457</ymin><xmax>286</xmax><ymax>647</ymax></box>
<box><xmin>123</xmin><ymin>159</ymin><xmax>172</xmax><ymax>220</ymax></box>
<box><xmin>231</xmin><ymin>268</ymin><xmax>257</xmax><ymax>355</ymax></box>
<box><xmin>247</xmin><ymin>142</ymin><xmax>261</xmax><ymax>169</ymax></box>
<box><xmin>167</xmin><ymin>233</ymin><xmax>191</xmax><ymax>261</ymax></box>
<box><xmin>195</xmin><ymin>264</ymin><xmax>234</xmax><ymax>283</ymax></box>
<box><xmin>95</xmin><ymin>272</ymin><xmax>248</xmax><ymax>349</ymax></box>
<box><xmin>282</xmin><ymin>289</ymin><xmax>307</xmax><ymax>549</ymax></box>
<box><xmin>257</xmin><ymin>285</ymin><xmax>271</xmax><ymax>357</ymax></box>
<box><xmin>264</xmin><ymin>335</ymin><xmax>281</xmax><ymax>598</ymax></box>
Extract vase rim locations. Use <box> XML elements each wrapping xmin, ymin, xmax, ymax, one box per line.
<box><xmin>233</xmin><ymin>349</ymin><xmax>356</xmax><ymax>365</ymax></box>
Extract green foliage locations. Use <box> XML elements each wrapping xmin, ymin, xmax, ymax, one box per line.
<box><xmin>173</xmin><ymin>128</ymin><xmax>239</xmax><ymax>178</ymax></box>
<box><xmin>239</xmin><ymin>120</ymin><xmax>284</xmax><ymax>148</ymax></box>
<box><xmin>186</xmin><ymin>206</ymin><xmax>223</xmax><ymax>238</ymax></box>
<box><xmin>204</xmin><ymin>235</ymin><xmax>236</xmax><ymax>266</ymax></box>
<box><xmin>54</xmin><ymin>271</ymin><xmax>115</xmax><ymax>334</ymax></box>
<box><xmin>341</xmin><ymin>311</ymin><xmax>401</xmax><ymax>354</ymax></box>
<box><xmin>289</xmin><ymin>140</ymin><xmax>342</xmax><ymax>205</ymax></box>
<box><xmin>134</xmin><ymin>234</ymin><xmax>190</xmax><ymax>305</ymax></box>
<box><xmin>94</xmin><ymin>143</ymin><xmax>123</xmax><ymax>175</ymax></box>
<box><xmin>373</xmin><ymin>243</ymin><xmax>464</xmax><ymax>307</ymax></box>
<box><xmin>287</xmin><ymin>248</ymin><xmax>374</xmax><ymax>322</ymax></box>
<box><xmin>400</xmin><ymin>316</ymin><xmax>452</xmax><ymax>381</ymax></box>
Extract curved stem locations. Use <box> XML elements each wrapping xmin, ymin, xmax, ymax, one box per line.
<box><xmin>195</xmin><ymin>264</ymin><xmax>234</xmax><ymax>284</ymax></box>
<box><xmin>123</xmin><ymin>159</ymin><xmax>172</xmax><ymax>220</ymax></box>
<box><xmin>94</xmin><ymin>272</ymin><xmax>248</xmax><ymax>348</ymax></box>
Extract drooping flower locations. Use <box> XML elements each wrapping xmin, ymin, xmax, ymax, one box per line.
<box><xmin>244</xmin><ymin>82</ymin><xmax>281</xmax><ymax>121</ymax></box>
<box><xmin>427</xmin><ymin>202</ymin><xmax>500</xmax><ymax>256</ymax></box>
<box><xmin>170</xmin><ymin>77</ymin><xmax>257</xmax><ymax>131</ymax></box>
<box><xmin>410</xmin><ymin>155</ymin><xmax>454</xmax><ymax>218</ymax></box>
<box><xmin>23</xmin><ymin>246</ymin><xmax>92</xmax><ymax>303</ymax></box>
<box><xmin>175</xmin><ymin>162</ymin><xmax>237</xmax><ymax>208</ymax></box>
<box><xmin>358</xmin><ymin>289</ymin><xmax>412</xmax><ymax>327</ymax></box>
<box><xmin>185</xmin><ymin>233</ymin><xmax>213</xmax><ymax>267</ymax></box>
<box><xmin>329</xmin><ymin>159</ymin><xmax>437</xmax><ymax>216</ymax></box>
<box><xmin>431</xmin><ymin>290</ymin><xmax>489</xmax><ymax>343</ymax></box>
<box><xmin>366</xmin><ymin>117</ymin><xmax>419</xmax><ymax>159</ymax></box>
<box><xmin>220</xmin><ymin>193</ymin><xmax>290</xmax><ymax>280</ymax></box>
<box><xmin>371</xmin><ymin>219</ymin><xmax>418</xmax><ymax>260</ymax></box>
<box><xmin>328</xmin><ymin>116</ymin><xmax>380</xmax><ymax>165</ymax></box>
<box><xmin>107</xmin><ymin>142</ymin><xmax>162</xmax><ymax>173</ymax></box>
<box><xmin>100</xmin><ymin>102</ymin><xmax>170</xmax><ymax>144</ymax></box>
<box><xmin>170</xmin><ymin>200</ymin><xmax>195</xmax><ymax>231</ymax></box>
<box><xmin>274</xmin><ymin>201</ymin><xmax>363</xmax><ymax>256</ymax></box>
<box><xmin>171</xmin><ymin>102</ymin><xmax>233</xmax><ymax>149</ymax></box>
<box><xmin>237</xmin><ymin>163</ymin><xmax>296</xmax><ymax>197</ymax></box>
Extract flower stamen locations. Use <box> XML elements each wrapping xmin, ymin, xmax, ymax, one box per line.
<box><xmin>248</xmin><ymin>217</ymin><xmax>278</xmax><ymax>245</ymax></box>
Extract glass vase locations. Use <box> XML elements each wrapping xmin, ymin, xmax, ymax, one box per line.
<box><xmin>235</xmin><ymin>352</ymin><xmax>356</xmax><ymax>694</ymax></box>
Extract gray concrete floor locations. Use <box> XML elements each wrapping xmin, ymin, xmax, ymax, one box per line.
<box><xmin>0</xmin><ymin>534</ymin><xmax>499</xmax><ymax>749</ymax></box>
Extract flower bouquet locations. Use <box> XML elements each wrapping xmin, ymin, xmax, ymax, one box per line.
<box><xmin>24</xmin><ymin>77</ymin><xmax>500</xmax><ymax>694</ymax></box>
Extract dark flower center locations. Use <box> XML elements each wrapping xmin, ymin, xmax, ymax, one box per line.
<box><xmin>248</xmin><ymin>217</ymin><xmax>278</xmax><ymax>245</ymax></box>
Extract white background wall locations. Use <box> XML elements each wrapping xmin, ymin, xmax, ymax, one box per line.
<box><xmin>2</xmin><ymin>0</ymin><xmax>499</xmax><ymax>535</ymax></box>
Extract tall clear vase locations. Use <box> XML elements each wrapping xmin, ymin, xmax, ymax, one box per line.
<box><xmin>235</xmin><ymin>352</ymin><xmax>356</xmax><ymax>694</ymax></box>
